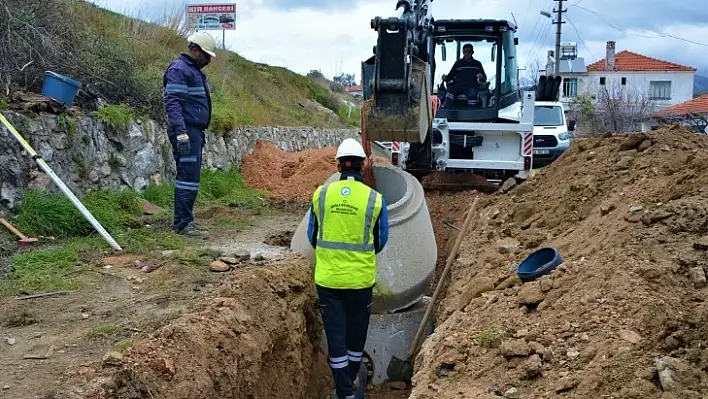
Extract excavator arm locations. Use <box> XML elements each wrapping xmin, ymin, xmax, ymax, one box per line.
<box><xmin>360</xmin><ymin>0</ymin><xmax>436</xmax><ymax>188</ymax></box>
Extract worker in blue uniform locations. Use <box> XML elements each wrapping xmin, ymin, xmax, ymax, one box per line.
<box><xmin>162</xmin><ymin>31</ymin><xmax>217</xmax><ymax>236</ymax></box>
<box><xmin>307</xmin><ymin>138</ymin><xmax>390</xmax><ymax>399</ymax></box>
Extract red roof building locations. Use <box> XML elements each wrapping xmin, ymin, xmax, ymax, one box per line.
<box><xmin>650</xmin><ymin>94</ymin><xmax>708</xmax><ymax>118</ymax></box>
<box><xmin>587</xmin><ymin>50</ymin><xmax>697</xmax><ymax>73</ymax></box>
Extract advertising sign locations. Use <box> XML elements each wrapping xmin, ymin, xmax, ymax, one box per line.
<box><xmin>186</xmin><ymin>3</ymin><xmax>236</xmax><ymax>30</ymax></box>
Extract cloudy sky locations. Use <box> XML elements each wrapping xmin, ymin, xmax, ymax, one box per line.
<box><xmin>96</xmin><ymin>0</ymin><xmax>708</xmax><ymax>82</ymax></box>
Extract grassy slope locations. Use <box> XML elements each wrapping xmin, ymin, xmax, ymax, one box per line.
<box><xmin>0</xmin><ymin>0</ymin><xmax>359</xmax><ymax>132</ymax></box>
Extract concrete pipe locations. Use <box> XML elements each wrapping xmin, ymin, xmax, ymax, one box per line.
<box><xmin>290</xmin><ymin>164</ymin><xmax>437</xmax><ymax>313</ymax></box>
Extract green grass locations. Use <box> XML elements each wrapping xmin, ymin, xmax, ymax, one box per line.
<box><xmin>114</xmin><ymin>339</ymin><xmax>134</xmax><ymax>352</ymax></box>
<box><xmin>0</xmin><ymin>246</ymin><xmax>80</xmax><ymax>294</ymax></box>
<box><xmin>95</xmin><ymin>104</ymin><xmax>134</xmax><ymax>131</ymax></box>
<box><xmin>476</xmin><ymin>329</ymin><xmax>502</xmax><ymax>349</ymax></box>
<box><xmin>0</xmin><ymin>168</ymin><xmax>267</xmax><ymax>295</ymax></box>
<box><xmin>87</xmin><ymin>324</ymin><xmax>121</xmax><ymax>337</ymax></box>
<box><xmin>16</xmin><ymin>189</ymin><xmax>142</xmax><ymax>238</ymax></box>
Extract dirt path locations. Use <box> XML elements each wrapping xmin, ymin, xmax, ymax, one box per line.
<box><xmin>0</xmin><ymin>208</ymin><xmax>302</xmax><ymax>399</ymax></box>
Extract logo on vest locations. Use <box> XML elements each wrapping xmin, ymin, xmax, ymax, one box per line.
<box><xmin>340</xmin><ymin>187</ymin><xmax>351</xmax><ymax>196</ymax></box>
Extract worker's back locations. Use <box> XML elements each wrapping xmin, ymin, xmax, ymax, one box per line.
<box><xmin>312</xmin><ymin>178</ymin><xmax>383</xmax><ymax>290</ymax></box>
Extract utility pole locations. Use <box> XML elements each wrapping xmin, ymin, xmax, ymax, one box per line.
<box><xmin>553</xmin><ymin>0</ymin><xmax>566</xmax><ymax>75</ymax></box>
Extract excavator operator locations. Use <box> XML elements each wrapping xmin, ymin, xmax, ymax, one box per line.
<box><xmin>441</xmin><ymin>43</ymin><xmax>487</xmax><ymax>108</ymax></box>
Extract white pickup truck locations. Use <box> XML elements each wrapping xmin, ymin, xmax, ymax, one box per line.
<box><xmin>532</xmin><ymin>101</ymin><xmax>575</xmax><ymax>167</ymax></box>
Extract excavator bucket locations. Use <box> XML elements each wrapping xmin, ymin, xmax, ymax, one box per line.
<box><xmin>361</xmin><ymin>11</ymin><xmax>434</xmax><ymax>144</ymax></box>
<box><xmin>362</xmin><ymin>58</ymin><xmax>432</xmax><ymax>144</ymax></box>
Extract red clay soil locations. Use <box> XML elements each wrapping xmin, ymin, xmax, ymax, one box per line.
<box><xmin>409</xmin><ymin>126</ymin><xmax>708</xmax><ymax>398</ymax></box>
<box><xmin>75</xmin><ymin>258</ymin><xmax>332</xmax><ymax>399</ymax></box>
<box><xmin>241</xmin><ymin>139</ymin><xmax>389</xmax><ymax>204</ymax></box>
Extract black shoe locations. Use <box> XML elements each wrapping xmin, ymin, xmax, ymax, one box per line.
<box><xmin>175</xmin><ymin>223</ymin><xmax>204</xmax><ymax>237</ymax></box>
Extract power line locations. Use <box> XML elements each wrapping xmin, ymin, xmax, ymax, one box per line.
<box><xmin>566</xmin><ymin>15</ymin><xmax>595</xmax><ymax>60</ymax></box>
<box><xmin>527</xmin><ymin>0</ymin><xmax>554</xmax><ymax>62</ymax></box>
<box><xmin>571</xmin><ymin>4</ymin><xmax>708</xmax><ymax>46</ymax></box>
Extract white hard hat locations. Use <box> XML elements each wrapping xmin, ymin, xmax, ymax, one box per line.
<box><xmin>187</xmin><ymin>31</ymin><xmax>217</xmax><ymax>58</ymax></box>
<box><xmin>336</xmin><ymin>138</ymin><xmax>366</xmax><ymax>159</ymax></box>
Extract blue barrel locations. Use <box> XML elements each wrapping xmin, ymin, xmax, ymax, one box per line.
<box><xmin>41</xmin><ymin>71</ymin><xmax>81</xmax><ymax>107</ymax></box>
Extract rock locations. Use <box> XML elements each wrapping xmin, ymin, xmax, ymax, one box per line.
<box><xmin>232</xmin><ymin>250</ymin><xmax>251</xmax><ymax>261</ymax></box>
<box><xmin>637</xmin><ymin>139</ymin><xmax>652</xmax><ymax>152</ymax></box>
<box><xmin>102</xmin><ymin>351</ymin><xmax>123</xmax><ymax>367</ymax></box>
<box><xmin>514</xmin><ymin>329</ymin><xmax>529</xmax><ymax>339</ymax></box>
<box><xmin>500</xmin><ymin>339</ymin><xmax>531</xmax><ymax>358</ymax></box>
<box><xmin>655</xmin><ymin>356</ymin><xmax>703</xmax><ymax>392</ymax></box>
<box><xmin>388</xmin><ymin>381</ymin><xmax>407</xmax><ymax>390</ymax></box>
<box><xmin>2</xmin><ymin>385</ymin><xmax>8</xmax><ymax>390</ymax></box>
<box><xmin>496</xmin><ymin>275</ymin><xmax>521</xmax><ymax>290</ymax></box>
<box><xmin>5</xmin><ymin>337</ymin><xmax>15</xmax><ymax>345</ymax></box>
<box><xmin>642</xmin><ymin>209</ymin><xmax>674</xmax><ymax>224</ymax></box>
<box><xmin>517</xmin><ymin>282</ymin><xmax>545</xmax><ymax>306</ymax></box>
<box><xmin>253</xmin><ymin>254</ymin><xmax>265</xmax><ymax>261</ymax></box>
<box><xmin>661</xmin><ymin>145</ymin><xmax>671</xmax><ymax>151</ymax></box>
<box><xmin>458</xmin><ymin>276</ymin><xmax>496</xmax><ymax>311</ymax></box>
<box><xmin>619</xmin><ymin>329</ymin><xmax>642</xmax><ymax>344</ymax></box>
<box><xmin>566</xmin><ymin>348</ymin><xmax>580</xmax><ymax>359</ymax></box>
<box><xmin>688</xmin><ymin>267</ymin><xmax>706</xmax><ymax>288</ymax></box>
<box><xmin>619</xmin><ymin>133</ymin><xmax>649</xmax><ymax>151</ymax></box>
<box><xmin>616</xmin><ymin>156</ymin><xmax>634</xmax><ymax>170</ymax></box>
<box><xmin>692</xmin><ymin>237</ymin><xmax>708</xmax><ymax>251</ymax></box>
<box><xmin>218</xmin><ymin>257</ymin><xmax>241</xmax><ymax>265</ymax></box>
<box><xmin>499</xmin><ymin>177</ymin><xmax>517</xmax><ymax>193</ymax></box>
<box><xmin>503</xmin><ymin>387</ymin><xmax>519</xmax><ymax>398</ymax></box>
<box><xmin>209</xmin><ymin>260</ymin><xmax>230</xmax><ymax>272</ymax></box>
<box><xmin>556</xmin><ymin>376</ymin><xmax>579</xmax><ymax>393</ymax></box>
<box><xmin>498</xmin><ymin>237</ymin><xmax>521</xmax><ymax>254</ymax></box>
<box><xmin>628</xmin><ymin>205</ymin><xmax>644</xmax><ymax>214</ymax></box>
<box><xmin>521</xmin><ymin>354</ymin><xmax>543</xmax><ymax>378</ymax></box>
<box><xmin>600</xmin><ymin>203</ymin><xmax>616</xmax><ymax>216</ymax></box>
<box><xmin>138</xmin><ymin>198</ymin><xmax>163</xmax><ymax>215</ymax></box>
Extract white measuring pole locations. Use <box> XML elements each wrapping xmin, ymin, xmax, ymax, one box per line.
<box><xmin>0</xmin><ymin>112</ymin><xmax>123</xmax><ymax>251</ymax></box>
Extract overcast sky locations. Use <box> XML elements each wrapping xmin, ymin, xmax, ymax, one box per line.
<box><xmin>96</xmin><ymin>0</ymin><xmax>708</xmax><ymax>81</ymax></box>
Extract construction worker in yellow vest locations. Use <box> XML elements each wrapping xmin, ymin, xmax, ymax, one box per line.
<box><xmin>306</xmin><ymin>138</ymin><xmax>389</xmax><ymax>399</ymax></box>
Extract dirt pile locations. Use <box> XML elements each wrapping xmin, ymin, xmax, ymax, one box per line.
<box><xmin>242</xmin><ymin>140</ymin><xmax>338</xmax><ymax>203</ymax></box>
<box><xmin>75</xmin><ymin>257</ymin><xmax>331</xmax><ymax>399</ymax></box>
<box><xmin>241</xmin><ymin>139</ymin><xmax>390</xmax><ymax>203</ymax></box>
<box><xmin>410</xmin><ymin>127</ymin><xmax>708</xmax><ymax>399</ymax></box>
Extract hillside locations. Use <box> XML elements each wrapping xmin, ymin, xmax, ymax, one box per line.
<box><xmin>0</xmin><ymin>0</ymin><xmax>358</xmax><ymax>132</ymax></box>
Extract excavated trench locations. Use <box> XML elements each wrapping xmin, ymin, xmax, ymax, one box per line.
<box><xmin>79</xmin><ymin>167</ymin><xmax>473</xmax><ymax>399</ymax></box>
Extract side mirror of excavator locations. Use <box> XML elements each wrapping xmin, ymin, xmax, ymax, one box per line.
<box><xmin>441</xmin><ymin>43</ymin><xmax>446</xmax><ymax>61</ymax></box>
<box><xmin>491</xmin><ymin>43</ymin><xmax>496</xmax><ymax>62</ymax></box>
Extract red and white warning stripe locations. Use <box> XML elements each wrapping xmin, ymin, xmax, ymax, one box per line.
<box><xmin>391</xmin><ymin>141</ymin><xmax>400</xmax><ymax>152</ymax></box>
<box><xmin>523</xmin><ymin>132</ymin><xmax>533</xmax><ymax>156</ymax></box>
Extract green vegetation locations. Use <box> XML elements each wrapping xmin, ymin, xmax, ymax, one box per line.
<box><xmin>96</xmin><ymin>104</ymin><xmax>134</xmax><ymax>131</ymax></box>
<box><xmin>0</xmin><ymin>168</ymin><xmax>267</xmax><ymax>295</ymax></box>
<box><xmin>476</xmin><ymin>329</ymin><xmax>502</xmax><ymax>349</ymax></box>
<box><xmin>0</xmin><ymin>0</ymin><xmax>358</xmax><ymax>130</ymax></box>
<box><xmin>88</xmin><ymin>324</ymin><xmax>121</xmax><ymax>337</ymax></box>
<box><xmin>114</xmin><ymin>339</ymin><xmax>134</xmax><ymax>352</ymax></box>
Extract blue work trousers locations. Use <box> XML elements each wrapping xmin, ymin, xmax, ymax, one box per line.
<box><xmin>317</xmin><ymin>284</ymin><xmax>373</xmax><ymax>398</ymax></box>
<box><xmin>168</xmin><ymin>126</ymin><xmax>204</xmax><ymax>231</ymax></box>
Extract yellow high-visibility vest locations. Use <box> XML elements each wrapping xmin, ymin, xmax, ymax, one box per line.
<box><xmin>312</xmin><ymin>179</ymin><xmax>383</xmax><ymax>289</ymax></box>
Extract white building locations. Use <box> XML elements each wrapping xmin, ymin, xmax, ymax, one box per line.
<box><xmin>560</xmin><ymin>41</ymin><xmax>696</xmax><ymax>111</ymax></box>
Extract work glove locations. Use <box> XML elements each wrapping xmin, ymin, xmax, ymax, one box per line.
<box><xmin>176</xmin><ymin>133</ymin><xmax>190</xmax><ymax>156</ymax></box>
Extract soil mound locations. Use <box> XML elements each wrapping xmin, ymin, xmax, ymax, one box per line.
<box><xmin>242</xmin><ymin>140</ymin><xmax>338</xmax><ymax>203</ymax></box>
<box><xmin>78</xmin><ymin>257</ymin><xmax>331</xmax><ymax>398</ymax></box>
<box><xmin>410</xmin><ymin>127</ymin><xmax>708</xmax><ymax>399</ymax></box>
<box><xmin>241</xmin><ymin>139</ymin><xmax>390</xmax><ymax>203</ymax></box>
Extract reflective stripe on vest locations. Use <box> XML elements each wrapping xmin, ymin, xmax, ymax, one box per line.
<box><xmin>316</xmin><ymin>183</ymin><xmax>379</xmax><ymax>251</ymax></box>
